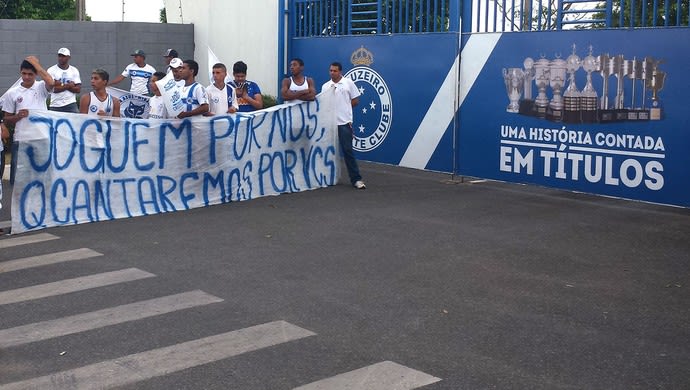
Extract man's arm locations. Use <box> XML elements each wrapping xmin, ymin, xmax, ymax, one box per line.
<box><xmin>302</xmin><ymin>78</ymin><xmax>317</xmax><ymax>101</ymax></box>
<box><xmin>26</xmin><ymin>56</ymin><xmax>54</xmax><ymax>90</ymax></box>
<box><xmin>351</xmin><ymin>97</ymin><xmax>359</xmax><ymax>107</ymax></box>
<box><xmin>1</xmin><ymin>122</ymin><xmax>10</xmax><ymax>143</ymax></box>
<box><xmin>79</xmin><ymin>93</ymin><xmax>90</xmax><ymax>114</ymax></box>
<box><xmin>109</xmin><ymin>74</ymin><xmax>126</xmax><ymax>86</ymax></box>
<box><xmin>112</xmin><ymin>98</ymin><xmax>121</xmax><ymax>117</ymax></box>
<box><xmin>280</xmin><ymin>77</ymin><xmax>292</xmax><ymax>101</ymax></box>
<box><xmin>3</xmin><ymin>110</ymin><xmax>27</xmax><ymax>127</ymax></box>
<box><xmin>178</xmin><ymin>103</ymin><xmax>209</xmax><ymax>119</ymax></box>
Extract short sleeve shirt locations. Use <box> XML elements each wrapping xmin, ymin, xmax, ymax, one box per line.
<box><xmin>122</xmin><ymin>63</ymin><xmax>156</xmax><ymax>95</ymax></box>
<box><xmin>321</xmin><ymin>76</ymin><xmax>361</xmax><ymax>125</ymax></box>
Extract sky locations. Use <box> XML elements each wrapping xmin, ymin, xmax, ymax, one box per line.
<box><xmin>85</xmin><ymin>0</ymin><xmax>165</xmax><ymax>23</ymax></box>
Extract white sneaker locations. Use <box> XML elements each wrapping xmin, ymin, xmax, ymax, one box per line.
<box><xmin>354</xmin><ymin>180</ymin><xmax>366</xmax><ymax>189</ymax></box>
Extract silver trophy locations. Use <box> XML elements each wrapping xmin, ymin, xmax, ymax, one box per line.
<box><xmin>597</xmin><ymin>53</ymin><xmax>616</xmax><ymax>121</ymax></box>
<box><xmin>518</xmin><ymin>57</ymin><xmax>537</xmax><ymax>115</ymax></box>
<box><xmin>503</xmin><ymin>68</ymin><xmax>525</xmax><ymax>113</ymax></box>
<box><xmin>625</xmin><ymin>57</ymin><xmax>644</xmax><ymax>120</ymax></box>
<box><xmin>523</xmin><ymin>57</ymin><xmax>535</xmax><ymax>101</ymax></box>
<box><xmin>533</xmin><ymin>56</ymin><xmax>551</xmax><ymax>118</ymax></box>
<box><xmin>547</xmin><ymin>55</ymin><xmax>566</xmax><ymax>121</ymax></box>
<box><xmin>563</xmin><ymin>44</ymin><xmax>581</xmax><ymax>123</ymax></box>
<box><xmin>581</xmin><ymin>45</ymin><xmax>598</xmax><ymax>123</ymax></box>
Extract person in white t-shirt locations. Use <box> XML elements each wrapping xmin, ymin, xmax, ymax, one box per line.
<box><xmin>147</xmin><ymin>72</ymin><xmax>170</xmax><ymax>119</ymax></box>
<box><xmin>109</xmin><ymin>49</ymin><xmax>156</xmax><ymax>95</ymax></box>
<box><xmin>321</xmin><ymin>61</ymin><xmax>365</xmax><ymax>189</ymax></box>
<box><xmin>79</xmin><ymin>68</ymin><xmax>120</xmax><ymax>117</ymax></box>
<box><xmin>176</xmin><ymin>59</ymin><xmax>209</xmax><ymax>119</ymax></box>
<box><xmin>2</xmin><ymin>56</ymin><xmax>55</xmax><ymax>184</ymax></box>
<box><xmin>205</xmin><ymin>63</ymin><xmax>238</xmax><ymax>116</ymax></box>
<box><xmin>47</xmin><ymin>47</ymin><xmax>81</xmax><ymax>113</ymax></box>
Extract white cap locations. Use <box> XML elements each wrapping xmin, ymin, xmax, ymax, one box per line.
<box><xmin>57</xmin><ymin>47</ymin><xmax>71</xmax><ymax>56</ymax></box>
<box><xmin>169</xmin><ymin>58</ymin><xmax>183</xmax><ymax>69</ymax></box>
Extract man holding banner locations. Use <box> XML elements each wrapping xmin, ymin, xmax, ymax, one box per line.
<box><xmin>206</xmin><ymin>63</ymin><xmax>237</xmax><ymax>116</ymax></box>
<box><xmin>2</xmin><ymin>56</ymin><xmax>55</xmax><ymax>184</ymax></box>
<box><xmin>176</xmin><ymin>60</ymin><xmax>209</xmax><ymax>118</ymax></box>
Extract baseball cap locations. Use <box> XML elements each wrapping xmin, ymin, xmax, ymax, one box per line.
<box><xmin>131</xmin><ymin>49</ymin><xmax>146</xmax><ymax>57</ymax></box>
<box><xmin>57</xmin><ymin>47</ymin><xmax>71</xmax><ymax>56</ymax></box>
<box><xmin>163</xmin><ymin>48</ymin><xmax>178</xmax><ymax>57</ymax></box>
<box><xmin>169</xmin><ymin>58</ymin><xmax>183</xmax><ymax>69</ymax></box>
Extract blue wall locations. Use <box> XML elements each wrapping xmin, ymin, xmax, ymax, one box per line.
<box><xmin>458</xmin><ymin>29</ymin><xmax>690</xmax><ymax>207</ymax></box>
<box><xmin>291</xmin><ymin>28</ymin><xmax>690</xmax><ymax>207</ymax></box>
<box><xmin>292</xmin><ymin>33</ymin><xmax>459</xmax><ymax>171</ymax></box>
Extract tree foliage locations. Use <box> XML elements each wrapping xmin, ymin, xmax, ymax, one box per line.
<box><xmin>0</xmin><ymin>0</ymin><xmax>77</xmax><ymax>20</ymax></box>
<box><xmin>591</xmin><ymin>0</ymin><xmax>689</xmax><ymax>28</ymax></box>
<box><xmin>160</xmin><ymin>6</ymin><xmax>167</xmax><ymax>23</ymax></box>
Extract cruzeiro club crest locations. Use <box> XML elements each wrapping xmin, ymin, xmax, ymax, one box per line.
<box><xmin>345</xmin><ymin>46</ymin><xmax>392</xmax><ymax>152</ymax></box>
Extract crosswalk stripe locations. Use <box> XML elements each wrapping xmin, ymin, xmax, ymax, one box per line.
<box><xmin>0</xmin><ymin>248</ymin><xmax>103</xmax><ymax>274</ymax></box>
<box><xmin>0</xmin><ymin>268</ymin><xmax>155</xmax><ymax>305</ymax></box>
<box><xmin>0</xmin><ymin>233</ymin><xmax>59</xmax><ymax>249</ymax></box>
<box><xmin>293</xmin><ymin>361</ymin><xmax>441</xmax><ymax>390</ymax></box>
<box><xmin>0</xmin><ymin>320</ymin><xmax>316</xmax><ymax>390</ymax></box>
<box><xmin>0</xmin><ymin>290</ymin><xmax>223</xmax><ymax>348</ymax></box>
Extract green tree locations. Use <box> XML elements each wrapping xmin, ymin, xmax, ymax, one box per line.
<box><xmin>0</xmin><ymin>0</ymin><xmax>78</xmax><ymax>20</ymax></box>
<box><xmin>591</xmin><ymin>0</ymin><xmax>688</xmax><ymax>28</ymax></box>
<box><xmin>160</xmin><ymin>6</ymin><xmax>167</xmax><ymax>23</ymax></box>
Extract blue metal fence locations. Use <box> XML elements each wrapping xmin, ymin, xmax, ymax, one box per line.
<box><xmin>291</xmin><ymin>0</ymin><xmax>460</xmax><ymax>36</ymax></box>
<box><xmin>289</xmin><ymin>0</ymin><xmax>689</xmax><ymax>36</ymax></box>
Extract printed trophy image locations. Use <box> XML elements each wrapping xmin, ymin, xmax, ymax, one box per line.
<box><xmin>519</xmin><ymin>57</ymin><xmax>536</xmax><ymax>115</ymax></box>
<box><xmin>503</xmin><ymin>68</ymin><xmax>525</xmax><ymax>113</ymax></box>
<box><xmin>581</xmin><ymin>46</ymin><xmax>599</xmax><ymax>123</ymax></box>
<box><xmin>626</xmin><ymin>57</ymin><xmax>646</xmax><ymax>120</ymax></box>
<box><xmin>613</xmin><ymin>54</ymin><xmax>629</xmax><ymax>121</ymax></box>
<box><xmin>533</xmin><ymin>57</ymin><xmax>551</xmax><ymax>118</ymax></box>
<box><xmin>647</xmin><ymin>64</ymin><xmax>666</xmax><ymax>120</ymax></box>
<box><xmin>503</xmin><ymin>45</ymin><xmax>668</xmax><ymax>123</ymax></box>
<box><xmin>563</xmin><ymin>44</ymin><xmax>581</xmax><ymax>123</ymax></box>
<box><xmin>597</xmin><ymin>53</ymin><xmax>616</xmax><ymax>122</ymax></box>
<box><xmin>546</xmin><ymin>55</ymin><xmax>566</xmax><ymax>122</ymax></box>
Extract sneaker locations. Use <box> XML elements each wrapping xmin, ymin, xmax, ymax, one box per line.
<box><xmin>354</xmin><ymin>180</ymin><xmax>366</xmax><ymax>189</ymax></box>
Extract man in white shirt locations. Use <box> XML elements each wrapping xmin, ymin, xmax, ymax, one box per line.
<box><xmin>176</xmin><ymin>59</ymin><xmax>209</xmax><ymax>119</ymax></box>
<box><xmin>321</xmin><ymin>61</ymin><xmax>366</xmax><ymax>189</ymax></box>
<box><xmin>3</xmin><ymin>56</ymin><xmax>55</xmax><ymax>184</ymax></box>
<box><xmin>206</xmin><ymin>63</ymin><xmax>238</xmax><ymax>116</ymax></box>
<box><xmin>47</xmin><ymin>47</ymin><xmax>81</xmax><ymax>113</ymax></box>
<box><xmin>147</xmin><ymin>71</ymin><xmax>170</xmax><ymax>119</ymax></box>
<box><xmin>109</xmin><ymin>49</ymin><xmax>156</xmax><ymax>95</ymax></box>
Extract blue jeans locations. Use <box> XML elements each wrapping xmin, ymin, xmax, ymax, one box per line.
<box><xmin>337</xmin><ymin>124</ymin><xmax>362</xmax><ymax>185</ymax></box>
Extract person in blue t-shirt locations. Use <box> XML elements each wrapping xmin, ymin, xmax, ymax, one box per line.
<box><xmin>228</xmin><ymin>61</ymin><xmax>263</xmax><ymax>112</ymax></box>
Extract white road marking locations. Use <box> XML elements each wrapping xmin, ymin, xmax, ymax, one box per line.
<box><xmin>293</xmin><ymin>360</ymin><xmax>441</xmax><ymax>389</ymax></box>
<box><xmin>0</xmin><ymin>233</ymin><xmax>60</xmax><ymax>249</ymax></box>
<box><xmin>0</xmin><ymin>248</ymin><xmax>103</xmax><ymax>274</ymax></box>
<box><xmin>0</xmin><ymin>321</ymin><xmax>316</xmax><ymax>390</ymax></box>
<box><xmin>0</xmin><ymin>268</ymin><xmax>155</xmax><ymax>305</ymax></box>
<box><xmin>0</xmin><ymin>290</ymin><xmax>223</xmax><ymax>348</ymax></box>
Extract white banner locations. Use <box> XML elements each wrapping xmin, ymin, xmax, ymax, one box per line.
<box><xmin>11</xmin><ymin>93</ymin><xmax>338</xmax><ymax>233</ymax></box>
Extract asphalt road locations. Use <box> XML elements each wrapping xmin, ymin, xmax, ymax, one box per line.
<box><xmin>1</xmin><ymin>162</ymin><xmax>688</xmax><ymax>389</ymax></box>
